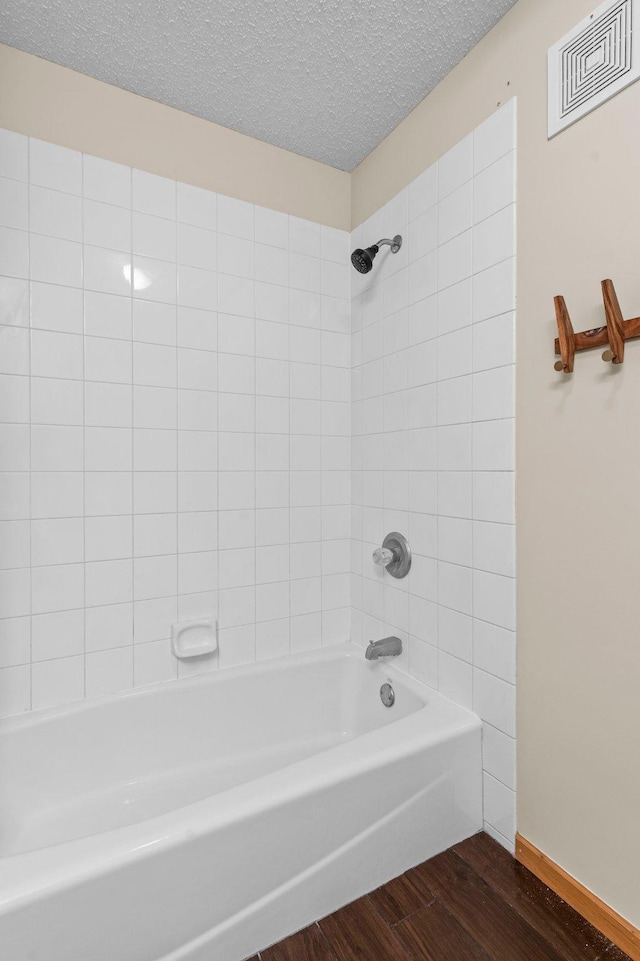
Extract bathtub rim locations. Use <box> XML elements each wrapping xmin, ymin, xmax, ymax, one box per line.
<box><xmin>2</xmin><ymin>640</ymin><xmax>449</xmax><ymax>733</ymax></box>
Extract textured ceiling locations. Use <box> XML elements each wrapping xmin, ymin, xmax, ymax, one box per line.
<box><xmin>0</xmin><ymin>0</ymin><xmax>518</xmax><ymax>170</ymax></box>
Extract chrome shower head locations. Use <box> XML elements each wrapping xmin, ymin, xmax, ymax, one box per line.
<box><xmin>350</xmin><ymin>235</ymin><xmax>402</xmax><ymax>273</ymax></box>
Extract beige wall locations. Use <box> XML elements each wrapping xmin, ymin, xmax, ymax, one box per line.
<box><xmin>0</xmin><ymin>43</ymin><xmax>350</xmax><ymax>229</ymax></box>
<box><xmin>353</xmin><ymin>0</ymin><xmax>640</xmax><ymax>929</ymax></box>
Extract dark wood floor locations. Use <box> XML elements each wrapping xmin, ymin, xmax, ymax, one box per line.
<box><xmin>248</xmin><ymin>832</ymin><xmax>630</xmax><ymax>961</ymax></box>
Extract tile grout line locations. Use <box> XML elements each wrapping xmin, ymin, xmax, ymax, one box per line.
<box><xmin>252</xmin><ymin>202</ymin><xmax>257</xmax><ymax>666</ymax></box>
<box><xmin>129</xmin><ymin>162</ymin><xmax>135</xmax><ymax>690</ymax></box>
<box><xmin>174</xmin><ymin>178</ymin><xmax>179</xmax><ymax>685</ymax></box>
<box><xmin>27</xmin><ymin>134</ymin><xmax>33</xmax><ymax>710</ymax></box>
<box><xmin>216</xmin><ymin>192</ymin><xmax>222</xmax><ymax>672</ymax></box>
<box><xmin>470</xmin><ymin>132</ymin><xmax>478</xmax><ymax>799</ymax></box>
<box><xmin>81</xmin><ymin>146</ymin><xmax>88</xmax><ymax>700</ymax></box>
<box><xmin>286</xmin><ymin>214</ymin><xmax>292</xmax><ymax>661</ymax></box>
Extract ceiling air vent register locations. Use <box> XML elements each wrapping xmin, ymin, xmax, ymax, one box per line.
<box><xmin>548</xmin><ymin>0</ymin><xmax>640</xmax><ymax>137</ymax></box>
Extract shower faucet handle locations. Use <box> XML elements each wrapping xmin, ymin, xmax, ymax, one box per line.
<box><xmin>372</xmin><ymin>532</ymin><xmax>412</xmax><ymax>579</ymax></box>
<box><xmin>373</xmin><ymin>546</ymin><xmax>395</xmax><ymax>566</ymax></box>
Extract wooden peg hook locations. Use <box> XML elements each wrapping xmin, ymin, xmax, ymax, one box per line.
<box><xmin>601</xmin><ymin>279</ymin><xmax>625</xmax><ymax>364</ymax></box>
<box><xmin>553</xmin><ymin>278</ymin><xmax>640</xmax><ymax>371</ymax></box>
<box><xmin>553</xmin><ymin>295</ymin><xmax>575</xmax><ymax>373</ymax></box>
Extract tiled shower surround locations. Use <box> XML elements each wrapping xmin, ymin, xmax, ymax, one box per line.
<box><xmin>350</xmin><ymin>100</ymin><xmax>516</xmax><ymax>847</ymax></box>
<box><xmin>0</xmin><ymin>128</ymin><xmax>351</xmax><ymax>714</ymax></box>
<box><xmin>0</xmin><ymin>101</ymin><xmax>515</xmax><ymax>845</ymax></box>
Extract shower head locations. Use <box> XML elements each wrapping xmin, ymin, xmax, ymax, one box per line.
<box><xmin>351</xmin><ymin>245</ymin><xmax>378</xmax><ymax>274</ymax></box>
<box><xmin>350</xmin><ymin>235</ymin><xmax>402</xmax><ymax>273</ymax></box>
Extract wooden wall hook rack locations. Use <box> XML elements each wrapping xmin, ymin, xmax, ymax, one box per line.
<box><xmin>554</xmin><ymin>279</ymin><xmax>640</xmax><ymax>373</ymax></box>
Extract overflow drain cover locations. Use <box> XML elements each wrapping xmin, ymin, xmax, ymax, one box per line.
<box><xmin>380</xmin><ymin>683</ymin><xmax>395</xmax><ymax>707</ymax></box>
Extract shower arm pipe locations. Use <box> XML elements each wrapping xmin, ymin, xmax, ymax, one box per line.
<box><xmin>374</xmin><ymin>236</ymin><xmax>402</xmax><ymax>253</ymax></box>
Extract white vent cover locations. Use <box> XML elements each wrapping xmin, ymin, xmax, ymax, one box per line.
<box><xmin>548</xmin><ymin>0</ymin><xmax>640</xmax><ymax>137</ymax></box>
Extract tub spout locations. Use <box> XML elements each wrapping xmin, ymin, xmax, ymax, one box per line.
<box><xmin>365</xmin><ymin>636</ymin><xmax>402</xmax><ymax>660</ymax></box>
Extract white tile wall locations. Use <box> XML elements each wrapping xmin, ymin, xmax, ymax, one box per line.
<box><xmin>0</xmin><ymin>130</ymin><xmax>351</xmax><ymax>716</ymax></box>
<box><xmin>350</xmin><ymin>100</ymin><xmax>516</xmax><ymax>849</ymax></box>
<box><xmin>0</xmin><ymin>106</ymin><xmax>516</xmax><ymax>848</ymax></box>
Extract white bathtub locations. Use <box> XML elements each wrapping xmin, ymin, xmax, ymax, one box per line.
<box><xmin>0</xmin><ymin>642</ymin><xmax>482</xmax><ymax>961</ymax></box>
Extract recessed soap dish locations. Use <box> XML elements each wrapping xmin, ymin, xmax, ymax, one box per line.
<box><xmin>171</xmin><ymin>618</ymin><xmax>217</xmax><ymax>659</ymax></box>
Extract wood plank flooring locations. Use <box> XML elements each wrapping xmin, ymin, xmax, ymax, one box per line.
<box><xmin>252</xmin><ymin>832</ymin><xmax>630</xmax><ymax>961</ymax></box>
